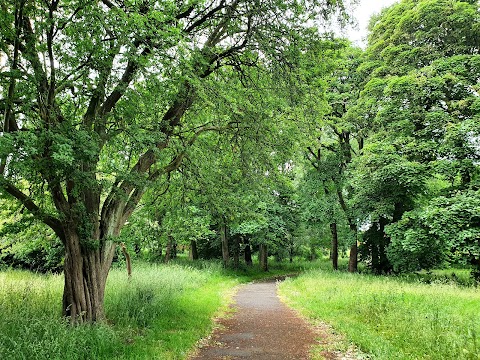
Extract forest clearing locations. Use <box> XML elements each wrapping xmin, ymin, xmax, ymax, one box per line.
<box><xmin>1</xmin><ymin>0</ymin><xmax>479</xmax><ymax>358</ymax></box>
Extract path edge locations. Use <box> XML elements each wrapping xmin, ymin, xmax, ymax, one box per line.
<box><xmin>185</xmin><ymin>283</ymin><xmax>243</xmax><ymax>360</ymax></box>
<box><xmin>276</xmin><ymin>280</ymin><xmax>369</xmax><ymax>360</ymax></box>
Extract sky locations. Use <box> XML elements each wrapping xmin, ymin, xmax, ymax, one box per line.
<box><xmin>343</xmin><ymin>0</ymin><xmax>400</xmax><ymax>46</ymax></box>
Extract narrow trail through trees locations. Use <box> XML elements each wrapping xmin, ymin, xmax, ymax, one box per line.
<box><xmin>189</xmin><ymin>280</ymin><xmax>318</xmax><ymax>360</ymax></box>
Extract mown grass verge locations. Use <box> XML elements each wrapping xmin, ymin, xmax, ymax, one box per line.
<box><xmin>0</xmin><ymin>261</ymin><xmax>238</xmax><ymax>360</ymax></box>
<box><xmin>278</xmin><ymin>269</ymin><xmax>480</xmax><ymax>360</ymax></box>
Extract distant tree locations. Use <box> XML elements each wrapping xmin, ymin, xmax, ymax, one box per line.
<box><xmin>349</xmin><ymin>143</ymin><xmax>428</xmax><ymax>273</ymax></box>
<box><xmin>364</xmin><ymin>0</ymin><xmax>480</xmax><ymax>76</ymax></box>
<box><xmin>302</xmin><ymin>41</ymin><xmax>364</xmax><ymax>271</ymax></box>
<box><xmin>386</xmin><ymin>190</ymin><xmax>480</xmax><ymax>274</ymax></box>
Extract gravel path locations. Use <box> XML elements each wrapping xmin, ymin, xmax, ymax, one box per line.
<box><xmin>189</xmin><ymin>280</ymin><xmax>318</xmax><ymax>360</ymax></box>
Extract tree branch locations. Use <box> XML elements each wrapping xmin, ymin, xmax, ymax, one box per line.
<box><xmin>149</xmin><ymin>125</ymin><xmax>232</xmax><ymax>182</ymax></box>
<box><xmin>20</xmin><ymin>13</ymin><xmax>66</xmax><ymax>125</ymax></box>
<box><xmin>54</xmin><ymin>4</ymin><xmax>84</xmax><ymax>36</ymax></box>
<box><xmin>176</xmin><ymin>5</ymin><xmax>195</xmax><ymax>20</ymax></box>
<box><xmin>46</xmin><ymin>1</ymin><xmax>59</xmax><ymax>112</ymax></box>
<box><xmin>56</xmin><ymin>53</ymin><xmax>93</xmax><ymax>93</ymax></box>
<box><xmin>100</xmin><ymin>0</ymin><xmax>117</xmax><ymax>9</ymax></box>
<box><xmin>1</xmin><ymin>1</ymin><xmax>24</xmax><ymax>175</ymax></box>
<box><xmin>99</xmin><ymin>45</ymin><xmax>149</xmax><ymax>117</ymax></box>
<box><xmin>0</xmin><ymin>178</ymin><xmax>65</xmax><ymax>241</ymax></box>
<box><xmin>307</xmin><ymin>146</ymin><xmax>319</xmax><ymax>161</ymax></box>
<box><xmin>184</xmin><ymin>0</ymin><xmax>227</xmax><ymax>34</ymax></box>
<box><xmin>21</xmin><ymin>15</ymin><xmax>49</xmax><ymax>99</ymax></box>
<box><xmin>120</xmin><ymin>125</ymin><xmax>229</xmax><ymax>219</ymax></box>
<box><xmin>3</xmin><ymin>0</ymin><xmax>23</xmax><ymax>134</ymax></box>
<box><xmin>335</xmin><ymin>186</ymin><xmax>357</xmax><ymax>232</ymax></box>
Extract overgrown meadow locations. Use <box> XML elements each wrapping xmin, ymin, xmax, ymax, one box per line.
<box><xmin>279</xmin><ymin>268</ymin><xmax>480</xmax><ymax>360</ymax></box>
<box><xmin>2</xmin><ymin>259</ymin><xmax>480</xmax><ymax>360</ymax></box>
<box><xmin>0</xmin><ymin>259</ymin><xmax>314</xmax><ymax>360</ymax></box>
<box><xmin>0</xmin><ymin>261</ymin><xmax>238</xmax><ymax>360</ymax></box>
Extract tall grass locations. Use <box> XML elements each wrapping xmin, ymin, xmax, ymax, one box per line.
<box><xmin>278</xmin><ymin>269</ymin><xmax>480</xmax><ymax>360</ymax></box>
<box><xmin>6</xmin><ymin>256</ymin><xmax>472</xmax><ymax>359</ymax></box>
<box><xmin>0</xmin><ymin>262</ymin><xmax>238</xmax><ymax>360</ymax></box>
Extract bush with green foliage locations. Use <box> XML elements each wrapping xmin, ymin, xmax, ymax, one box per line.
<box><xmin>387</xmin><ymin>189</ymin><xmax>480</xmax><ymax>275</ymax></box>
<box><xmin>0</xmin><ymin>212</ymin><xmax>63</xmax><ymax>273</ymax></box>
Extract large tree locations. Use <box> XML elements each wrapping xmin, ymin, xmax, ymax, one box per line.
<box><xmin>349</xmin><ymin>0</ymin><xmax>480</xmax><ymax>273</ymax></box>
<box><xmin>0</xmin><ymin>0</ymin><xmax>348</xmax><ymax>322</ymax></box>
<box><xmin>310</xmin><ymin>43</ymin><xmax>364</xmax><ymax>272</ymax></box>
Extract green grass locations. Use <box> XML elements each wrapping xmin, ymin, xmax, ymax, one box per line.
<box><xmin>278</xmin><ymin>268</ymin><xmax>480</xmax><ymax>360</ymax></box>
<box><xmin>0</xmin><ymin>258</ymin><xmax>319</xmax><ymax>360</ymax></box>
<box><xmin>399</xmin><ymin>268</ymin><xmax>475</xmax><ymax>287</ymax></box>
<box><xmin>0</xmin><ymin>261</ymin><xmax>239</xmax><ymax>360</ymax></box>
<box><xmin>4</xmin><ymin>256</ymin><xmax>475</xmax><ymax>359</ymax></box>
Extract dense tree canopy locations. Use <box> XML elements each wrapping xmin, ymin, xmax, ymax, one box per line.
<box><xmin>0</xmin><ymin>0</ymin><xmax>351</xmax><ymax>322</ymax></box>
<box><xmin>1</xmin><ymin>0</ymin><xmax>480</xmax><ymax>326</ymax></box>
<box><xmin>350</xmin><ymin>0</ymin><xmax>480</xmax><ymax>273</ymax></box>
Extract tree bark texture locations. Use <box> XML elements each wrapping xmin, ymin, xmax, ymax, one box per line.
<box><xmin>190</xmin><ymin>240</ymin><xmax>199</xmax><ymax>260</ymax></box>
<box><xmin>330</xmin><ymin>223</ymin><xmax>338</xmax><ymax>270</ymax></box>
<box><xmin>259</xmin><ymin>243</ymin><xmax>268</xmax><ymax>272</ymax></box>
<box><xmin>120</xmin><ymin>243</ymin><xmax>132</xmax><ymax>278</ymax></box>
<box><xmin>233</xmin><ymin>234</ymin><xmax>240</xmax><ymax>269</ymax></box>
<box><xmin>348</xmin><ymin>223</ymin><xmax>358</xmax><ymax>273</ymax></box>
<box><xmin>309</xmin><ymin>245</ymin><xmax>317</xmax><ymax>261</ymax></box>
<box><xmin>220</xmin><ymin>219</ymin><xmax>229</xmax><ymax>268</ymax></box>
<box><xmin>244</xmin><ymin>241</ymin><xmax>253</xmax><ymax>266</ymax></box>
<box><xmin>348</xmin><ymin>243</ymin><xmax>358</xmax><ymax>273</ymax></box>
<box><xmin>172</xmin><ymin>241</ymin><xmax>177</xmax><ymax>258</ymax></box>
<box><xmin>165</xmin><ymin>235</ymin><xmax>174</xmax><ymax>263</ymax></box>
<box><xmin>62</xmin><ymin>229</ymin><xmax>116</xmax><ymax>323</ymax></box>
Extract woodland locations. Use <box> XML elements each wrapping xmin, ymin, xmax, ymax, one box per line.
<box><xmin>0</xmin><ymin>0</ymin><xmax>479</xmax><ymax>344</ymax></box>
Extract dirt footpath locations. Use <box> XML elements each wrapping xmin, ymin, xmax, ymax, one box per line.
<box><xmin>189</xmin><ymin>280</ymin><xmax>319</xmax><ymax>360</ymax></box>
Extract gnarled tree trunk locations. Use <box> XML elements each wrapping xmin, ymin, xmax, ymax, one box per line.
<box><xmin>61</xmin><ymin>227</ymin><xmax>117</xmax><ymax>323</ymax></box>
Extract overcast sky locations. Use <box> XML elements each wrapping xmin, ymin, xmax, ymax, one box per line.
<box><xmin>343</xmin><ymin>0</ymin><xmax>400</xmax><ymax>46</ymax></box>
